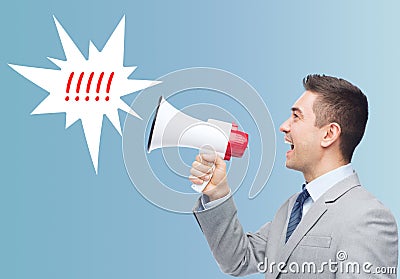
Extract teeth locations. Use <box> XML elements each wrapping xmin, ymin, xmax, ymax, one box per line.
<box><xmin>285</xmin><ymin>139</ymin><xmax>294</xmax><ymax>150</ymax></box>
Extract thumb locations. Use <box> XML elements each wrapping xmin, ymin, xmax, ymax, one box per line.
<box><xmin>205</xmin><ymin>155</ymin><xmax>226</xmax><ymax>187</ymax></box>
<box><xmin>213</xmin><ymin>155</ymin><xmax>226</xmax><ymax>172</ymax></box>
<box><xmin>199</xmin><ymin>153</ymin><xmax>226</xmax><ymax>173</ymax></box>
<box><xmin>202</xmin><ymin>155</ymin><xmax>228</xmax><ymax>195</ymax></box>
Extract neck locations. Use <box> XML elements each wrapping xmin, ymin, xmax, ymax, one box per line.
<box><xmin>303</xmin><ymin>157</ymin><xmax>349</xmax><ymax>182</ymax></box>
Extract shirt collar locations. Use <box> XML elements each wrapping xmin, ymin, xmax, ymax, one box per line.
<box><xmin>305</xmin><ymin>163</ymin><xmax>354</xmax><ymax>202</ymax></box>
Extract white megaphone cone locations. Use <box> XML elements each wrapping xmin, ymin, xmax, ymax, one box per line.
<box><xmin>147</xmin><ymin>96</ymin><xmax>248</xmax><ymax>193</ymax></box>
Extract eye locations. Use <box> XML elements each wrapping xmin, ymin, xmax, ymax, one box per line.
<box><xmin>293</xmin><ymin>112</ymin><xmax>299</xmax><ymax>119</ymax></box>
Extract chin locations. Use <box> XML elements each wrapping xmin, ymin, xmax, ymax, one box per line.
<box><xmin>285</xmin><ymin>161</ymin><xmax>300</xmax><ymax>171</ymax></box>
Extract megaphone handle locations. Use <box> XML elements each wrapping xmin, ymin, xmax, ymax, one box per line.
<box><xmin>191</xmin><ymin>165</ymin><xmax>215</xmax><ymax>193</ymax></box>
<box><xmin>191</xmin><ymin>181</ymin><xmax>209</xmax><ymax>193</ymax></box>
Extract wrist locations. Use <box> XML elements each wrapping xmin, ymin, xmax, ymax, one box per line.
<box><xmin>203</xmin><ymin>181</ymin><xmax>230</xmax><ymax>201</ymax></box>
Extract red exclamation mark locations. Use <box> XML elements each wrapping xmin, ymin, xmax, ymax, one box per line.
<box><xmin>105</xmin><ymin>72</ymin><xmax>114</xmax><ymax>101</ymax></box>
<box><xmin>75</xmin><ymin>72</ymin><xmax>84</xmax><ymax>101</ymax></box>
<box><xmin>66</xmin><ymin>72</ymin><xmax>74</xmax><ymax>101</ymax></box>
<box><xmin>85</xmin><ymin>72</ymin><xmax>94</xmax><ymax>101</ymax></box>
<box><xmin>95</xmin><ymin>72</ymin><xmax>105</xmax><ymax>101</ymax></box>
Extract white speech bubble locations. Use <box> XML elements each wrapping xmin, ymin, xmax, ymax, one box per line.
<box><xmin>9</xmin><ymin>16</ymin><xmax>161</xmax><ymax>173</ymax></box>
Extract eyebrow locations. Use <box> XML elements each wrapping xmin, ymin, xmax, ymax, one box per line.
<box><xmin>291</xmin><ymin>107</ymin><xmax>304</xmax><ymax>117</ymax></box>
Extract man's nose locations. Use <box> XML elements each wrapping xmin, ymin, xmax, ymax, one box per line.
<box><xmin>279</xmin><ymin>118</ymin><xmax>290</xmax><ymax>133</ymax></box>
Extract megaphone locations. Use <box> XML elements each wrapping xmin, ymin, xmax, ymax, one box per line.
<box><xmin>147</xmin><ymin>96</ymin><xmax>248</xmax><ymax>193</ymax></box>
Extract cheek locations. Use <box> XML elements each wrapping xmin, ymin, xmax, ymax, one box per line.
<box><xmin>296</xmin><ymin>133</ymin><xmax>320</xmax><ymax>152</ymax></box>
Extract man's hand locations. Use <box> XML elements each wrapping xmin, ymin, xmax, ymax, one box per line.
<box><xmin>189</xmin><ymin>153</ymin><xmax>230</xmax><ymax>201</ymax></box>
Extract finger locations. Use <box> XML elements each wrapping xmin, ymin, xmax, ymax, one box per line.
<box><xmin>199</xmin><ymin>153</ymin><xmax>217</xmax><ymax>165</ymax></box>
<box><xmin>190</xmin><ymin>168</ymin><xmax>211</xmax><ymax>180</ymax></box>
<box><xmin>192</xmin><ymin>161</ymin><xmax>214</xmax><ymax>173</ymax></box>
<box><xmin>196</xmin><ymin>154</ymin><xmax>212</xmax><ymax>165</ymax></box>
<box><xmin>195</xmin><ymin>154</ymin><xmax>202</xmax><ymax>163</ymax></box>
<box><xmin>189</xmin><ymin>175</ymin><xmax>206</xmax><ymax>185</ymax></box>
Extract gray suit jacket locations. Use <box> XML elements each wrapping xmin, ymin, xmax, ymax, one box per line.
<box><xmin>193</xmin><ymin>173</ymin><xmax>398</xmax><ymax>278</ymax></box>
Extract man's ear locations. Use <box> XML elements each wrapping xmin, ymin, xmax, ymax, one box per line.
<box><xmin>321</xmin><ymin>122</ymin><xmax>341</xmax><ymax>148</ymax></box>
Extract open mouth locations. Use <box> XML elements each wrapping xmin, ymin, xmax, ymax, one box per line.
<box><xmin>285</xmin><ymin>139</ymin><xmax>294</xmax><ymax>150</ymax></box>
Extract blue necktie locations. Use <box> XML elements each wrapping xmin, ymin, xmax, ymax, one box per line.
<box><xmin>286</xmin><ymin>185</ymin><xmax>310</xmax><ymax>243</ymax></box>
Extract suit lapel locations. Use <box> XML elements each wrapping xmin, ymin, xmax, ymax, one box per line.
<box><xmin>270</xmin><ymin>173</ymin><xmax>362</xmax><ymax>279</ymax></box>
<box><xmin>271</xmin><ymin>200</ymin><xmax>328</xmax><ymax>279</ymax></box>
<box><xmin>323</xmin><ymin>173</ymin><xmax>361</xmax><ymax>203</ymax></box>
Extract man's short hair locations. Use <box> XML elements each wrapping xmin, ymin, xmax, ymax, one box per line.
<box><xmin>303</xmin><ymin>74</ymin><xmax>368</xmax><ymax>162</ymax></box>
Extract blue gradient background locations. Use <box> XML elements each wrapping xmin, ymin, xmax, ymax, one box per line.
<box><xmin>1</xmin><ymin>1</ymin><xmax>399</xmax><ymax>278</ymax></box>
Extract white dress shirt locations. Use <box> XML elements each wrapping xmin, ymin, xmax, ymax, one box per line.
<box><xmin>198</xmin><ymin>163</ymin><xmax>355</xmax><ymax>212</ymax></box>
<box><xmin>302</xmin><ymin>163</ymin><xmax>354</xmax><ymax>217</ymax></box>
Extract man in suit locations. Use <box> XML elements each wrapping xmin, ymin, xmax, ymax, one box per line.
<box><xmin>190</xmin><ymin>74</ymin><xmax>398</xmax><ymax>278</ymax></box>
